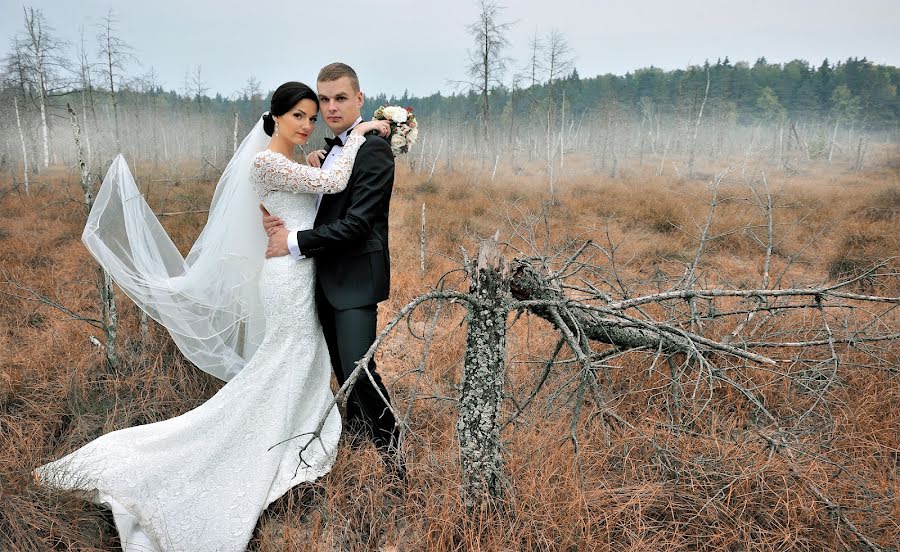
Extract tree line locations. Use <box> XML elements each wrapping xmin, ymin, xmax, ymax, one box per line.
<box><xmin>1</xmin><ymin>5</ymin><xmax>897</xmax><ymax>184</ymax></box>
<box><xmin>385</xmin><ymin>56</ymin><xmax>899</xmax><ymax>129</ymax></box>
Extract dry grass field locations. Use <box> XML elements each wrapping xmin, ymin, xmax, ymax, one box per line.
<box><xmin>1</xmin><ymin>150</ymin><xmax>898</xmax><ymax>551</ymax></box>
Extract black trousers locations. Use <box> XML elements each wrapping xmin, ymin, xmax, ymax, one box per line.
<box><xmin>316</xmin><ymin>285</ymin><xmax>399</xmax><ymax>450</ymax></box>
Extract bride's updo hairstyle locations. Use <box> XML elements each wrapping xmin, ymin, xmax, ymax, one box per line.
<box><xmin>262</xmin><ymin>81</ymin><xmax>319</xmax><ymax>137</ymax></box>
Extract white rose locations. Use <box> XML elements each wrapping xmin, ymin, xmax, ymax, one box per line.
<box><xmin>407</xmin><ymin>127</ymin><xmax>418</xmax><ymax>144</ymax></box>
<box><xmin>391</xmin><ymin>133</ymin><xmax>406</xmax><ymax>149</ymax></box>
<box><xmin>391</xmin><ymin>108</ymin><xmax>408</xmax><ymax>123</ymax></box>
<box><xmin>382</xmin><ymin>106</ymin><xmax>399</xmax><ymax>120</ymax></box>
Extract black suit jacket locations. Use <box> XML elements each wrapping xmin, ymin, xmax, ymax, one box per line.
<box><xmin>296</xmin><ymin>133</ymin><xmax>394</xmax><ymax>310</ymax></box>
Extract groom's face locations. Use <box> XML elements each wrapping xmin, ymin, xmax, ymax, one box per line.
<box><xmin>317</xmin><ymin>76</ymin><xmax>364</xmax><ymax>135</ymax></box>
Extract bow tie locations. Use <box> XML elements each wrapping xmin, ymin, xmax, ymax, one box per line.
<box><xmin>324</xmin><ymin>136</ymin><xmax>343</xmax><ymax>149</ymax></box>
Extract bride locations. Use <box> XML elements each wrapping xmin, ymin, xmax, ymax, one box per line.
<box><xmin>34</xmin><ymin>81</ymin><xmax>390</xmax><ymax>551</ymax></box>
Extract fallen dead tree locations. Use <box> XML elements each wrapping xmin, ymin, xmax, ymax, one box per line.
<box><xmin>288</xmin><ymin>225</ymin><xmax>897</xmax><ymax>550</ymax></box>
<box><xmin>505</xmin><ymin>248</ymin><xmax>896</xmax><ymax>552</ymax></box>
<box><xmin>288</xmin><ymin>166</ymin><xmax>899</xmax><ymax>548</ymax></box>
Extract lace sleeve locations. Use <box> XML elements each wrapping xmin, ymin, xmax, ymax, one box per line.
<box><xmin>252</xmin><ymin>133</ymin><xmax>365</xmax><ymax>196</ymax></box>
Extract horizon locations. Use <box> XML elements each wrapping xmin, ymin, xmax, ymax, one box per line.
<box><xmin>2</xmin><ymin>0</ymin><xmax>898</xmax><ymax>99</ymax></box>
<box><xmin>8</xmin><ymin>52</ymin><xmax>895</xmax><ymax>102</ymax></box>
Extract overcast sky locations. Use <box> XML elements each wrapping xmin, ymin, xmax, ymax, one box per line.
<box><xmin>2</xmin><ymin>0</ymin><xmax>898</xmax><ymax>99</ymax></box>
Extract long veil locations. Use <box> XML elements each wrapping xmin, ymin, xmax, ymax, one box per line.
<box><xmin>83</xmin><ymin>117</ymin><xmax>271</xmax><ymax>381</ymax></box>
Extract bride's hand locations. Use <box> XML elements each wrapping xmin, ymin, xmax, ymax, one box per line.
<box><xmin>306</xmin><ymin>150</ymin><xmax>326</xmax><ymax>168</ymax></box>
<box><xmin>351</xmin><ymin>120</ymin><xmax>391</xmax><ymax>138</ymax></box>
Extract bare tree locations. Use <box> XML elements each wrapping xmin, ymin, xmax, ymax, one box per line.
<box><xmin>2</xmin><ymin>40</ymin><xmax>32</xmax><ymax>183</ymax></box>
<box><xmin>542</xmin><ymin>29</ymin><xmax>573</xmax><ymax>199</ymax></box>
<box><xmin>2</xmin><ymin>40</ymin><xmax>30</xmax><ymax>101</ymax></box>
<box><xmin>242</xmin><ymin>75</ymin><xmax>263</xmax><ymax>117</ymax></box>
<box><xmin>21</xmin><ymin>8</ymin><xmax>65</xmax><ymax>169</ymax></box>
<box><xmin>638</xmin><ymin>96</ymin><xmax>656</xmax><ymax>165</ymax></box>
<box><xmin>97</xmin><ymin>8</ymin><xmax>134</xmax><ymax>150</ymax></box>
<box><xmin>464</xmin><ymin>0</ymin><xmax>513</xmax><ymax>143</ymax></box>
<box><xmin>526</xmin><ymin>29</ymin><xmax>543</xmax><ymax>88</ymax></box>
<box><xmin>543</xmin><ymin>29</ymin><xmax>573</xmax><ymax>93</ymax></box>
<box><xmin>135</xmin><ymin>66</ymin><xmax>161</xmax><ymax>94</ymax></box>
<box><xmin>687</xmin><ymin>65</ymin><xmax>710</xmax><ymax>178</ymax></box>
<box><xmin>180</xmin><ymin>69</ymin><xmax>192</xmax><ymax>99</ymax></box>
<box><xmin>192</xmin><ymin>65</ymin><xmax>209</xmax><ymax>111</ymax></box>
<box><xmin>230</xmin><ymin>110</ymin><xmax>238</xmax><ymax>153</ymax></box>
<box><xmin>133</xmin><ymin>67</ymin><xmax>163</xmax><ymax>169</ymax></box>
<box><xmin>506</xmin><ymin>72</ymin><xmax>525</xmax><ymax>158</ymax></box>
<box><xmin>241</xmin><ymin>75</ymin><xmax>261</xmax><ymax>98</ymax></box>
<box><xmin>67</xmin><ymin>103</ymin><xmax>120</xmax><ymax>370</ymax></box>
<box><xmin>75</xmin><ymin>27</ymin><xmax>97</xmax><ymax>166</ymax></box>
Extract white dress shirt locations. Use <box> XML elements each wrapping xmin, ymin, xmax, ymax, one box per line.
<box><xmin>287</xmin><ymin>117</ymin><xmax>363</xmax><ymax>260</ymax></box>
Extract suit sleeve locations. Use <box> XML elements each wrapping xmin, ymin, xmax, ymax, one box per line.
<box><xmin>295</xmin><ymin>135</ymin><xmax>393</xmax><ymax>257</ymax></box>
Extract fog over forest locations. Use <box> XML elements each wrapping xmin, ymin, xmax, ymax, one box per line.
<box><xmin>2</xmin><ymin>6</ymin><xmax>898</xmax><ymax>189</ymax></box>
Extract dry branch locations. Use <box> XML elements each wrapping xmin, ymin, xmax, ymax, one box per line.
<box><xmin>510</xmin><ymin>260</ymin><xmax>777</xmax><ymax>365</ymax></box>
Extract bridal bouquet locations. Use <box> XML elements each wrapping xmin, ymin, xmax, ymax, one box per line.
<box><xmin>373</xmin><ymin>105</ymin><xmax>418</xmax><ymax>156</ymax></box>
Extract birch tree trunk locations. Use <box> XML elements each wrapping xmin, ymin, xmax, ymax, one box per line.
<box><xmin>559</xmin><ymin>89</ymin><xmax>566</xmax><ymax>175</ymax></box>
<box><xmin>14</xmin><ymin>97</ymin><xmax>30</xmax><ymax>194</ymax></box>
<box><xmin>546</xmin><ymin>95</ymin><xmax>555</xmax><ymax>200</ymax></box>
<box><xmin>639</xmin><ymin>115</ymin><xmax>646</xmax><ymax>166</ymax></box>
<box><xmin>37</xmin><ymin>74</ymin><xmax>50</xmax><ymax>169</ymax></box>
<box><xmin>80</xmin><ymin>89</ymin><xmax>92</xmax><ymax>167</ymax></box>
<box><xmin>855</xmin><ymin>135</ymin><xmax>867</xmax><ymax>171</ymax></box>
<box><xmin>68</xmin><ymin>104</ymin><xmax>120</xmax><ymax>370</ymax></box>
<box><xmin>108</xmin><ymin>52</ymin><xmax>120</xmax><ymax>150</ymax></box>
<box><xmin>828</xmin><ymin>118</ymin><xmax>839</xmax><ymax>164</ymax></box>
<box><xmin>688</xmin><ymin>68</ymin><xmax>710</xmax><ymax>178</ymax></box>
<box><xmin>23</xmin><ymin>8</ymin><xmax>52</xmax><ymax>168</ymax></box>
<box><xmin>102</xmin><ymin>272</ymin><xmax>120</xmax><ymax>370</ymax></box>
<box><xmin>420</xmin><ymin>203</ymin><xmax>426</xmax><ymax>279</ymax></box>
<box><xmin>232</xmin><ymin>111</ymin><xmax>239</xmax><ymax>153</ymax></box>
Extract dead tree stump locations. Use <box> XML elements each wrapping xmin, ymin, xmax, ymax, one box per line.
<box><xmin>458</xmin><ymin>234</ymin><xmax>509</xmax><ymax>506</ymax></box>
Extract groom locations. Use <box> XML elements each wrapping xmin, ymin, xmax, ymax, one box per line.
<box><xmin>262</xmin><ymin>62</ymin><xmax>399</xmax><ymax>452</ymax></box>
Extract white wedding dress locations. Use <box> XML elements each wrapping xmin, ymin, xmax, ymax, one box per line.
<box><xmin>36</xmin><ymin>134</ymin><xmax>367</xmax><ymax>551</ymax></box>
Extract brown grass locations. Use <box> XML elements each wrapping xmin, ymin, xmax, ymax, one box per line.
<box><xmin>1</xmin><ymin>153</ymin><xmax>898</xmax><ymax>550</ymax></box>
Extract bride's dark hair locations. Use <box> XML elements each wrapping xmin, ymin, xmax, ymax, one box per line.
<box><xmin>262</xmin><ymin>82</ymin><xmax>319</xmax><ymax>136</ymax></box>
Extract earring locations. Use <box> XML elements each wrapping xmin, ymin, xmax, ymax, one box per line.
<box><xmin>274</xmin><ymin>122</ymin><xmax>279</xmax><ymax>137</ymax></box>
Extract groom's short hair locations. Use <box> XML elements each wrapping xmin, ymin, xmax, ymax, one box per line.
<box><xmin>318</xmin><ymin>62</ymin><xmax>360</xmax><ymax>92</ymax></box>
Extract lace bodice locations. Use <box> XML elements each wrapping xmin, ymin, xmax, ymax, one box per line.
<box><xmin>36</xmin><ymin>200</ymin><xmax>343</xmax><ymax>550</ymax></box>
<box><xmin>250</xmin><ymin>133</ymin><xmax>364</xmax><ymax>197</ymax></box>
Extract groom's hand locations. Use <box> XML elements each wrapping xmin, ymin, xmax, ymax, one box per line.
<box><xmin>260</xmin><ymin>204</ymin><xmax>284</xmax><ymax>236</ymax></box>
<box><xmin>265</xmin><ymin>227</ymin><xmax>290</xmax><ymax>258</ymax></box>
<box><xmin>260</xmin><ymin>204</ymin><xmax>289</xmax><ymax>258</ymax></box>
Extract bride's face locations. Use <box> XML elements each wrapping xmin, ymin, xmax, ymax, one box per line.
<box><xmin>274</xmin><ymin>98</ymin><xmax>318</xmax><ymax>146</ymax></box>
